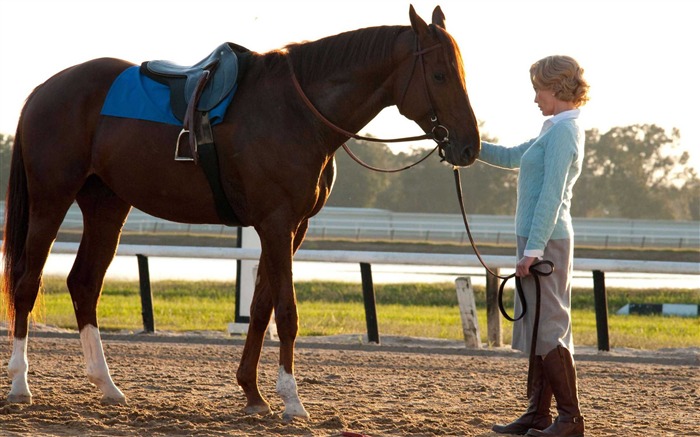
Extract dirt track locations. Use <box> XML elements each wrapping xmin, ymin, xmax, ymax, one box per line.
<box><xmin>1</xmin><ymin>330</ymin><xmax>698</xmax><ymax>437</ymax></box>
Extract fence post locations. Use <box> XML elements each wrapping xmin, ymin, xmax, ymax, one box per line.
<box><xmin>592</xmin><ymin>270</ymin><xmax>610</xmax><ymax>351</ymax></box>
<box><xmin>136</xmin><ymin>254</ymin><xmax>155</xmax><ymax>333</ymax></box>
<box><xmin>359</xmin><ymin>262</ymin><xmax>380</xmax><ymax>344</ymax></box>
<box><xmin>455</xmin><ymin>277</ymin><xmax>481</xmax><ymax>348</ymax></box>
<box><xmin>485</xmin><ymin>268</ymin><xmax>502</xmax><ymax>347</ymax></box>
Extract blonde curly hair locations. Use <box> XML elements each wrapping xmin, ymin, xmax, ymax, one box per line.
<box><xmin>530</xmin><ymin>55</ymin><xmax>590</xmax><ymax>107</ymax></box>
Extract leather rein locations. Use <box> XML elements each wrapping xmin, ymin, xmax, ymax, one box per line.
<box><xmin>453</xmin><ymin>167</ymin><xmax>553</xmax><ymax>397</ymax></box>
<box><xmin>286</xmin><ymin>36</ymin><xmax>450</xmax><ymax>173</ymax></box>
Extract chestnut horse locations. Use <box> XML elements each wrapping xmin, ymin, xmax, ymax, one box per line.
<box><xmin>2</xmin><ymin>6</ymin><xmax>479</xmax><ymax>419</ymax></box>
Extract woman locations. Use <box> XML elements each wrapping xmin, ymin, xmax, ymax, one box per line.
<box><xmin>482</xmin><ymin>55</ymin><xmax>589</xmax><ymax>437</ymax></box>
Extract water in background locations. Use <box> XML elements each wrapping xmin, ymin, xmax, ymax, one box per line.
<box><xmin>41</xmin><ymin>254</ymin><xmax>699</xmax><ymax>290</ymax></box>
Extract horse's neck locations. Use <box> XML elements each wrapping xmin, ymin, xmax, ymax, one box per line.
<box><xmin>314</xmin><ymin>64</ymin><xmax>395</xmax><ymax>133</ymax></box>
<box><xmin>297</xmin><ymin>29</ymin><xmax>414</xmax><ymax>142</ymax></box>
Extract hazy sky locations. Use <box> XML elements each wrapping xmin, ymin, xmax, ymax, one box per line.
<box><xmin>1</xmin><ymin>0</ymin><xmax>697</xmax><ymax>168</ymax></box>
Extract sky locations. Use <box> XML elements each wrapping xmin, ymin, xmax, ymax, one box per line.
<box><xmin>1</xmin><ymin>0</ymin><xmax>698</xmax><ymax>169</ymax></box>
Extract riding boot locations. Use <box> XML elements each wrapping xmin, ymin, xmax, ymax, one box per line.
<box><xmin>492</xmin><ymin>356</ymin><xmax>553</xmax><ymax>435</ymax></box>
<box><xmin>526</xmin><ymin>346</ymin><xmax>585</xmax><ymax>437</ymax></box>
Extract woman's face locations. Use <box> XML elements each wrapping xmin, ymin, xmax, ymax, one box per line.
<box><xmin>534</xmin><ymin>87</ymin><xmax>557</xmax><ymax>116</ymax></box>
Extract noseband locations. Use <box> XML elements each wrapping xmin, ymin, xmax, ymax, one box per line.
<box><xmin>286</xmin><ymin>35</ymin><xmax>450</xmax><ymax>156</ymax></box>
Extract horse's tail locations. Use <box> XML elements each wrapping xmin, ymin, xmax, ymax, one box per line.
<box><xmin>2</xmin><ymin>115</ymin><xmax>30</xmax><ymax>335</ymax></box>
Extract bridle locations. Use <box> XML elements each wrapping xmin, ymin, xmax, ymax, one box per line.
<box><xmin>286</xmin><ymin>33</ymin><xmax>451</xmax><ymax>172</ymax></box>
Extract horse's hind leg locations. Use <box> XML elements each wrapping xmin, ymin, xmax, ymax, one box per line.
<box><xmin>68</xmin><ymin>180</ymin><xmax>131</xmax><ymax>404</ymax></box>
<box><xmin>7</xmin><ymin>202</ymin><xmax>75</xmax><ymax>404</ymax></box>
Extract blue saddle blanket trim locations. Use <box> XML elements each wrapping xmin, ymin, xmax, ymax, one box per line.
<box><xmin>100</xmin><ymin>66</ymin><xmax>235</xmax><ymax>126</ymax></box>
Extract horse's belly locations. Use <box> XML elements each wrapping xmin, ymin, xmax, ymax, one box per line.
<box><xmin>92</xmin><ymin>118</ymin><xmax>226</xmax><ymax>224</ymax></box>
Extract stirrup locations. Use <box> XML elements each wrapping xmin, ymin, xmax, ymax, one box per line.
<box><xmin>175</xmin><ymin>128</ymin><xmax>196</xmax><ymax>161</ymax></box>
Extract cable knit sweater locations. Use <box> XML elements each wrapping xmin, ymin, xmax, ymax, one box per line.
<box><xmin>478</xmin><ymin>117</ymin><xmax>585</xmax><ymax>254</ymax></box>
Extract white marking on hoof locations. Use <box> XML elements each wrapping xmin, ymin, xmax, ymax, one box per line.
<box><xmin>275</xmin><ymin>365</ymin><xmax>310</xmax><ymax>421</ymax></box>
<box><xmin>7</xmin><ymin>337</ymin><xmax>32</xmax><ymax>404</ymax></box>
<box><xmin>80</xmin><ymin>325</ymin><xmax>127</xmax><ymax>404</ymax></box>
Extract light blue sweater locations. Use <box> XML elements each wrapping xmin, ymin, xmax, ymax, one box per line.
<box><xmin>479</xmin><ymin>118</ymin><xmax>585</xmax><ymax>254</ymax></box>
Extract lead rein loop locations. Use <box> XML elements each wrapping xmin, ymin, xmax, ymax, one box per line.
<box><xmin>453</xmin><ymin>166</ymin><xmax>554</xmax><ymax>397</ymax></box>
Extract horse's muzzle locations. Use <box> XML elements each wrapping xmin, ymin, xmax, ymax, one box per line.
<box><xmin>443</xmin><ymin>141</ymin><xmax>479</xmax><ymax>167</ymax></box>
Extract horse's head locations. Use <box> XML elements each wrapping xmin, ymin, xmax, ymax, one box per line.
<box><xmin>396</xmin><ymin>6</ymin><xmax>480</xmax><ymax>167</ymax></box>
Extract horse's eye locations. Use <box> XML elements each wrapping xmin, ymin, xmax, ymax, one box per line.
<box><xmin>433</xmin><ymin>72</ymin><xmax>446</xmax><ymax>83</ymax></box>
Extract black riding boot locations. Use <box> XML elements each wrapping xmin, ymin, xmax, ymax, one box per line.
<box><xmin>492</xmin><ymin>356</ymin><xmax>553</xmax><ymax>435</ymax></box>
<box><xmin>527</xmin><ymin>346</ymin><xmax>585</xmax><ymax>437</ymax></box>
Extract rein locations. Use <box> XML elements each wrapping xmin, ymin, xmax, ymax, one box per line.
<box><xmin>341</xmin><ymin>143</ymin><xmax>438</xmax><ymax>173</ymax></box>
<box><xmin>286</xmin><ymin>55</ymin><xmax>436</xmax><ymax>144</ymax></box>
<box><xmin>286</xmin><ymin>35</ymin><xmax>450</xmax><ymax>172</ymax></box>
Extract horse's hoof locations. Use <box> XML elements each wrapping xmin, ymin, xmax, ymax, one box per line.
<box><xmin>7</xmin><ymin>393</ymin><xmax>32</xmax><ymax>404</ymax></box>
<box><xmin>243</xmin><ymin>403</ymin><xmax>272</xmax><ymax>416</ymax></box>
<box><xmin>282</xmin><ymin>405</ymin><xmax>310</xmax><ymax>422</ymax></box>
<box><xmin>101</xmin><ymin>394</ymin><xmax>127</xmax><ymax>405</ymax></box>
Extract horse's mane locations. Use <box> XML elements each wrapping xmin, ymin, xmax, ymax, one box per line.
<box><xmin>264</xmin><ymin>25</ymin><xmax>409</xmax><ymax>82</ymax></box>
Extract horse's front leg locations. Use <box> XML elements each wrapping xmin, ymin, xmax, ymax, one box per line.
<box><xmin>237</xmin><ymin>261</ymin><xmax>274</xmax><ymax>415</ymax></box>
<box><xmin>237</xmin><ymin>226</ymin><xmax>309</xmax><ymax>421</ymax></box>
<box><xmin>274</xmin><ymin>220</ymin><xmax>312</xmax><ymax>421</ymax></box>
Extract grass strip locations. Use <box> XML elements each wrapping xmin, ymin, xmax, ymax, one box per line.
<box><xmin>23</xmin><ymin>278</ymin><xmax>700</xmax><ymax>350</ymax></box>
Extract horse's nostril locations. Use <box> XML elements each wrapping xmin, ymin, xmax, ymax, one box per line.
<box><xmin>460</xmin><ymin>145</ymin><xmax>479</xmax><ymax>166</ymax></box>
<box><xmin>462</xmin><ymin>148</ymin><xmax>473</xmax><ymax>164</ymax></box>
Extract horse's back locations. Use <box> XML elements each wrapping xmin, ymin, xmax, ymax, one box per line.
<box><xmin>21</xmin><ymin>58</ymin><xmax>132</xmax><ymax>137</ymax></box>
<box><xmin>17</xmin><ymin>58</ymin><xmax>133</xmax><ymax>199</ymax></box>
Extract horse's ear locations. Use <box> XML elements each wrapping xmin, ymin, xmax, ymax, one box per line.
<box><xmin>409</xmin><ymin>4</ymin><xmax>429</xmax><ymax>36</ymax></box>
<box><xmin>432</xmin><ymin>6</ymin><xmax>446</xmax><ymax>29</ymax></box>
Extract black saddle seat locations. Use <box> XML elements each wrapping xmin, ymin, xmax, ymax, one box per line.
<box><xmin>141</xmin><ymin>42</ymin><xmax>249</xmax><ymax>122</ymax></box>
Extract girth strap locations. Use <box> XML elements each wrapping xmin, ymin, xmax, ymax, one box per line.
<box><xmin>193</xmin><ymin>113</ymin><xmax>240</xmax><ymax>226</ymax></box>
<box><xmin>170</xmin><ymin>73</ymin><xmax>240</xmax><ymax>226</ymax></box>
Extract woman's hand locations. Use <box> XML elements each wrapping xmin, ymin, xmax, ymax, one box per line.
<box><xmin>516</xmin><ymin>256</ymin><xmax>538</xmax><ymax>277</ymax></box>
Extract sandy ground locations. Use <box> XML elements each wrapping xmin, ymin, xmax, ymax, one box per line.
<box><xmin>0</xmin><ymin>328</ymin><xmax>698</xmax><ymax>437</ymax></box>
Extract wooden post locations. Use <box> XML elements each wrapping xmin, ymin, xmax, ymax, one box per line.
<box><xmin>593</xmin><ymin>270</ymin><xmax>610</xmax><ymax>351</ymax></box>
<box><xmin>359</xmin><ymin>262</ymin><xmax>380</xmax><ymax>344</ymax></box>
<box><xmin>136</xmin><ymin>254</ymin><xmax>155</xmax><ymax>333</ymax></box>
<box><xmin>485</xmin><ymin>268</ymin><xmax>502</xmax><ymax>347</ymax></box>
<box><xmin>456</xmin><ymin>277</ymin><xmax>481</xmax><ymax>348</ymax></box>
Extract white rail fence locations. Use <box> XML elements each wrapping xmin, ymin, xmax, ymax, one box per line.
<box><xmin>43</xmin><ymin>242</ymin><xmax>698</xmax><ymax>351</ymax></box>
<box><xmin>2</xmin><ymin>203</ymin><xmax>698</xmax><ymax>250</ymax></box>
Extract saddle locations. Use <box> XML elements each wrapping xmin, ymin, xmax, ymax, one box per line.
<box><xmin>141</xmin><ymin>42</ymin><xmax>249</xmax><ymax>162</ymax></box>
<box><xmin>142</xmin><ymin>42</ymin><xmax>247</xmax><ymax>120</ymax></box>
<box><xmin>140</xmin><ymin>42</ymin><xmax>250</xmax><ymax>226</ymax></box>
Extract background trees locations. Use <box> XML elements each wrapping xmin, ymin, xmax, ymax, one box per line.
<box><xmin>571</xmin><ymin>125</ymin><xmax>699</xmax><ymax>220</ymax></box>
<box><xmin>1</xmin><ymin>124</ymin><xmax>698</xmax><ymax>220</ymax></box>
<box><xmin>328</xmin><ymin>124</ymin><xmax>698</xmax><ymax>220</ymax></box>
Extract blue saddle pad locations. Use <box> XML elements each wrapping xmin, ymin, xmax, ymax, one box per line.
<box><xmin>100</xmin><ymin>66</ymin><xmax>236</xmax><ymax>126</ymax></box>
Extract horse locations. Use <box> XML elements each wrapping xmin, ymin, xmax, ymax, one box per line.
<box><xmin>2</xmin><ymin>5</ymin><xmax>480</xmax><ymax>420</ymax></box>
